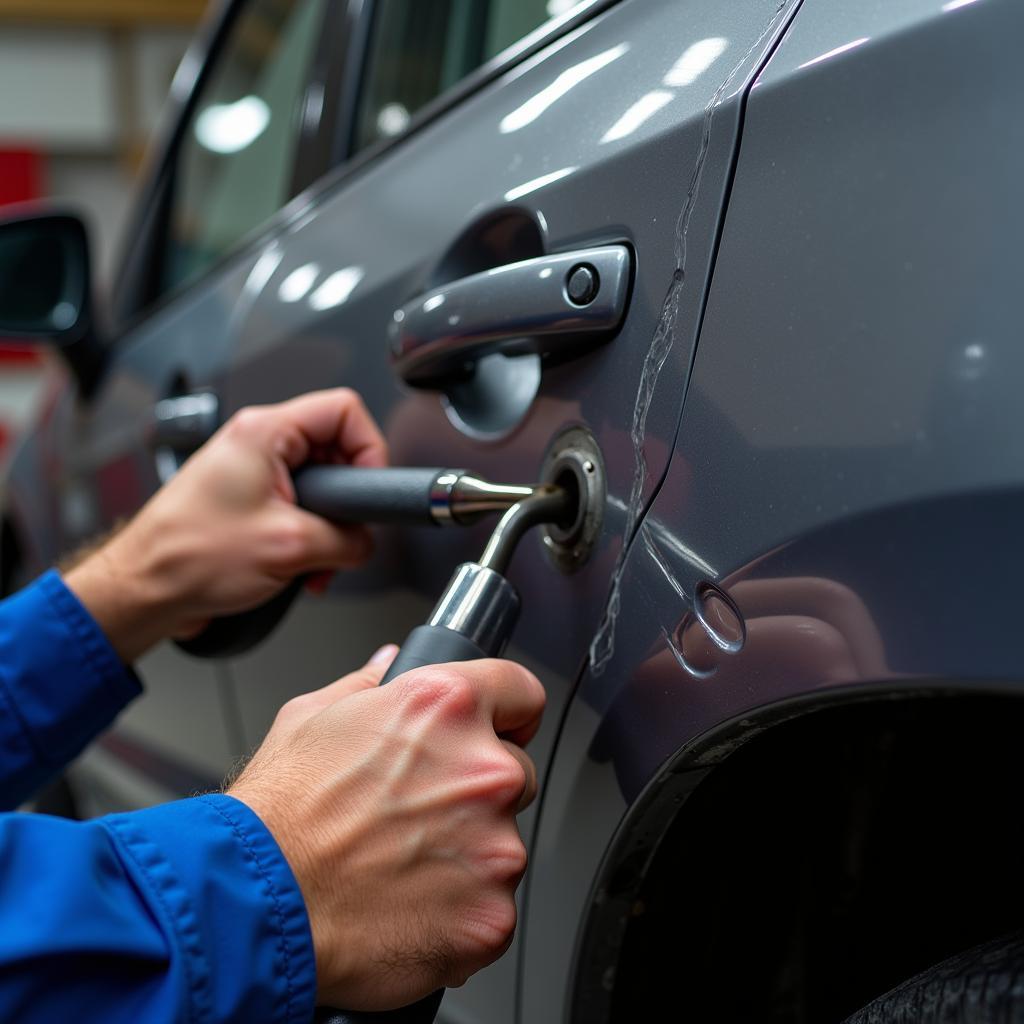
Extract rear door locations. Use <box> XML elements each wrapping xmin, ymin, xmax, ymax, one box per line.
<box><xmin>65</xmin><ymin>0</ymin><xmax>335</xmax><ymax>809</ymax></box>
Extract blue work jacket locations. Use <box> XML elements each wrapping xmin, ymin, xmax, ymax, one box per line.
<box><xmin>0</xmin><ymin>571</ymin><xmax>316</xmax><ymax>1023</ymax></box>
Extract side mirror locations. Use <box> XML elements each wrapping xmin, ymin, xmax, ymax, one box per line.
<box><xmin>0</xmin><ymin>209</ymin><xmax>104</xmax><ymax>394</ymax></box>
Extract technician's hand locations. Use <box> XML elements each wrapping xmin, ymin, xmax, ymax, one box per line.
<box><xmin>229</xmin><ymin>651</ymin><xmax>545</xmax><ymax>1012</ymax></box>
<box><xmin>65</xmin><ymin>388</ymin><xmax>387</xmax><ymax>662</ymax></box>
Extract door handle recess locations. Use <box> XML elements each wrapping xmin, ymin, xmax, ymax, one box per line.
<box><xmin>150</xmin><ymin>392</ymin><xmax>219</xmax><ymax>451</ymax></box>
<box><xmin>149</xmin><ymin>392</ymin><xmax>219</xmax><ymax>483</ymax></box>
<box><xmin>389</xmin><ymin>244</ymin><xmax>631</xmax><ymax>387</ymax></box>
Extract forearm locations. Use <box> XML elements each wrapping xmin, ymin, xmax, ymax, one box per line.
<box><xmin>0</xmin><ymin>796</ymin><xmax>315</xmax><ymax>1023</ymax></box>
<box><xmin>63</xmin><ymin>534</ymin><xmax>179</xmax><ymax>665</ymax></box>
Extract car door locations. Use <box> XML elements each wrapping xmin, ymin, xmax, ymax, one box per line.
<box><xmin>200</xmin><ymin>0</ymin><xmax>802</xmax><ymax>1019</ymax></box>
<box><xmin>222</xmin><ymin>0</ymin><xmax>801</xmax><ymax>733</ymax></box>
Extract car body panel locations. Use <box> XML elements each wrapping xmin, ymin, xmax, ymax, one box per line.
<box><xmin>522</xmin><ymin>0</ymin><xmax>1024</xmax><ymax>1018</ymax></box>
<box><xmin>2</xmin><ymin>0</ymin><xmax>803</xmax><ymax>1017</ymax></box>
<box><xmin>205</xmin><ymin>4</ymin><xmax>800</xmax><ymax>1016</ymax></box>
<box><xmin>3</xmin><ymin>0</ymin><xmax>1023</xmax><ymax>1017</ymax></box>
<box><xmin>218</xmin><ymin>0</ymin><xmax>799</xmax><ymax>755</ymax></box>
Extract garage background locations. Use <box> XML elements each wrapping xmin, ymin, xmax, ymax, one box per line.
<box><xmin>0</xmin><ymin>0</ymin><xmax>205</xmax><ymax>450</ymax></box>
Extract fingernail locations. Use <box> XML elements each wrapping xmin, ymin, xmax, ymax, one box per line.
<box><xmin>369</xmin><ymin>644</ymin><xmax>398</xmax><ymax>666</ymax></box>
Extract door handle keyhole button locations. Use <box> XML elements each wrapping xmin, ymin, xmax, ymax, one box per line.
<box><xmin>566</xmin><ymin>263</ymin><xmax>600</xmax><ymax>306</ymax></box>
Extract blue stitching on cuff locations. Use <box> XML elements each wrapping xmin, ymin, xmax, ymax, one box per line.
<box><xmin>199</xmin><ymin>795</ymin><xmax>299</xmax><ymax>1024</ymax></box>
<box><xmin>103</xmin><ymin>815</ymin><xmax>210</xmax><ymax>1024</ymax></box>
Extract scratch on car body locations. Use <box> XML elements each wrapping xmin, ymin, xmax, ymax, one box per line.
<box><xmin>590</xmin><ymin>0</ymin><xmax>792</xmax><ymax>675</ymax></box>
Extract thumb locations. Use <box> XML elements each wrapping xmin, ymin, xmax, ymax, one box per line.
<box><xmin>312</xmin><ymin>643</ymin><xmax>398</xmax><ymax>704</ymax></box>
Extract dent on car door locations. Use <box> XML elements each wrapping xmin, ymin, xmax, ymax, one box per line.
<box><xmin>218</xmin><ymin>0</ymin><xmax>800</xmax><ymax>1019</ymax></box>
<box><xmin>66</xmin><ymin>0</ymin><xmax>333</xmax><ymax>812</ymax></box>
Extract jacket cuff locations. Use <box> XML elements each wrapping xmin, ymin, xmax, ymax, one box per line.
<box><xmin>101</xmin><ymin>793</ymin><xmax>317</xmax><ymax>1024</ymax></box>
<box><xmin>0</xmin><ymin>570</ymin><xmax>141</xmax><ymax>769</ymax></box>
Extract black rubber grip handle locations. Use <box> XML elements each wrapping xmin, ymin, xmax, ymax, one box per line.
<box><xmin>315</xmin><ymin>623</ymin><xmax>493</xmax><ymax>1024</ymax></box>
<box><xmin>176</xmin><ymin>578</ymin><xmax>305</xmax><ymax>659</ymax></box>
<box><xmin>295</xmin><ymin>467</ymin><xmax>446</xmax><ymax>526</ymax></box>
<box><xmin>176</xmin><ymin>467</ymin><xmax>449</xmax><ymax>660</ymax></box>
<box><xmin>379</xmin><ymin>624</ymin><xmax>491</xmax><ymax>684</ymax></box>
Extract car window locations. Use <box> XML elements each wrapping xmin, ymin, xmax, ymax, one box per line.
<box><xmin>354</xmin><ymin>0</ymin><xmax>581</xmax><ymax>152</ymax></box>
<box><xmin>161</xmin><ymin>0</ymin><xmax>328</xmax><ymax>296</ymax></box>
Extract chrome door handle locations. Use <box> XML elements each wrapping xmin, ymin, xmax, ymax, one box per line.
<box><xmin>149</xmin><ymin>392</ymin><xmax>219</xmax><ymax>482</ymax></box>
<box><xmin>389</xmin><ymin>244</ymin><xmax>631</xmax><ymax>386</ymax></box>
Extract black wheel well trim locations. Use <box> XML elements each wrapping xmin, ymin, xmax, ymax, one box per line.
<box><xmin>566</xmin><ymin>676</ymin><xmax>1024</xmax><ymax>1024</ymax></box>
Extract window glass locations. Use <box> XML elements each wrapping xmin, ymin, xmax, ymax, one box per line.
<box><xmin>162</xmin><ymin>0</ymin><xmax>327</xmax><ymax>295</ymax></box>
<box><xmin>355</xmin><ymin>0</ymin><xmax>578</xmax><ymax>152</ymax></box>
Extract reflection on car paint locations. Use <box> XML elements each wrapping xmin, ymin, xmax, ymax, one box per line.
<box><xmin>796</xmin><ymin>36</ymin><xmax>870</xmax><ymax>70</ymax></box>
<box><xmin>503</xmin><ymin>166</ymin><xmax>578</xmax><ymax>202</ymax></box>
<box><xmin>278</xmin><ymin>262</ymin><xmax>320</xmax><ymax>303</ymax></box>
<box><xmin>600</xmin><ymin>90</ymin><xmax>674</xmax><ymax>144</ymax></box>
<box><xmin>600</xmin><ymin>37</ymin><xmax>732</xmax><ymax>145</ymax></box>
<box><xmin>498</xmin><ymin>43</ymin><xmax>628</xmax><ymax>133</ymax></box>
<box><xmin>663</xmin><ymin>37</ymin><xmax>729</xmax><ymax>88</ymax></box>
<box><xmin>309</xmin><ymin>266</ymin><xmax>364</xmax><ymax>311</ymax></box>
<box><xmin>229</xmin><ymin>243</ymin><xmax>284</xmax><ymax>333</ymax></box>
<box><xmin>589</xmin><ymin>0</ymin><xmax>795</xmax><ymax>675</ymax></box>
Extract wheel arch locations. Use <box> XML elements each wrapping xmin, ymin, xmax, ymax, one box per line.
<box><xmin>571</xmin><ymin>679</ymin><xmax>1024</xmax><ymax>1022</ymax></box>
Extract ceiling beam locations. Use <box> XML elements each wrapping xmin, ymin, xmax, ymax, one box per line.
<box><xmin>0</xmin><ymin>0</ymin><xmax>208</xmax><ymax>26</ymax></box>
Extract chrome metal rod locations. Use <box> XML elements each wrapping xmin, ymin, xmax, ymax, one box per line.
<box><xmin>478</xmin><ymin>485</ymin><xmax>572</xmax><ymax>574</ymax></box>
<box><xmin>448</xmin><ymin>474</ymin><xmax>537</xmax><ymax>523</ymax></box>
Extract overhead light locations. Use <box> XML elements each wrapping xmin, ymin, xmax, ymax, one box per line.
<box><xmin>278</xmin><ymin>263</ymin><xmax>320</xmax><ymax>303</ymax></box>
<box><xmin>797</xmin><ymin>37</ymin><xmax>870</xmax><ymax>71</ymax></box>
<box><xmin>504</xmin><ymin>166</ymin><xmax>577</xmax><ymax>202</ymax></box>
<box><xmin>601</xmin><ymin>91</ymin><xmax>674</xmax><ymax>144</ymax></box>
<box><xmin>309</xmin><ymin>267</ymin><xmax>365</xmax><ymax>311</ymax></box>
<box><xmin>663</xmin><ymin>37</ymin><xmax>728</xmax><ymax>87</ymax></box>
<box><xmin>376</xmin><ymin>102</ymin><xmax>411</xmax><ymax>137</ymax></box>
<box><xmin>500</xmin><ymin>44</ymin><xmax>628</xmax><ymax>133</ymax></box>
<box><xmin>546</xmin><ymin>0</ymin><xmax>578</xmax><ymax>16</ymax></box>
<box><xmin>195</xmin><ymin>95</ymin><xmax>271</xmax><ymax>154</ymax></box>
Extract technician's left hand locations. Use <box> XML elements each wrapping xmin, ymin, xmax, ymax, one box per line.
<box><xmin>65</xmin><ymin>388</ymin><xmax>388</xmax><ymax>662</ymax></box>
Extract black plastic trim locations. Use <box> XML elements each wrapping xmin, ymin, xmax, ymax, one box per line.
<box><xmin>568</xmin><ymin>679</ymin><xmax>1024</xmax><ymax>1024</ymax></box>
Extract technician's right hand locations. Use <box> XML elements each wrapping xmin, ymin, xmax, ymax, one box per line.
<box><xmin>228</xmin><ymin>650</ymin><xmax>545</xmax><ymax>1012</ymax></box>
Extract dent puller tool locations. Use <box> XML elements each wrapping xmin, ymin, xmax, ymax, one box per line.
<box><xmin>184</xmin><ymin>466</ymin><xmax>575</xmax><ymax>1024</ymax></box>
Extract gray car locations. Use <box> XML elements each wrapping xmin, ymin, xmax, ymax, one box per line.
<box><xmin>2</xmin><ymin>0</ymin><xmax>1024</xmax><ymax>1019</ymax></box>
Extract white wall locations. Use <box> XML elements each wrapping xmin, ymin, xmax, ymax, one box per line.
<box><xmin>0</xmin><ymin>23</ymin><xmax>193</xmax><ymax>275</ymax></box>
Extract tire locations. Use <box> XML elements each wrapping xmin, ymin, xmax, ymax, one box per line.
<box><xmin>844</xmin><ymin>932</ymin><xmax>1024</xmax><ymax>1024</ymax></box>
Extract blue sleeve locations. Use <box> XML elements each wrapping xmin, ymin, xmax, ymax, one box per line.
<box><xmin>0</xmin><ymin>570</ymin><xmax>142</xmax><ymax>809</ymax></box>
<box><xmin>0</xmin><ymin>793</ymin><xmax>317</xmax><ymax>1023</ymax></box>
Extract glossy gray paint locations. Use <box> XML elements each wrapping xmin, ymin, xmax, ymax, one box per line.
<box><xmin>2</xmin><ymin>0</ymin><xmax>1021</xmax><ymax>1019</ymax></box>
<box><xmin>216</xmin><ymin>4</ymin><xmax>799</xmax><ymax>1016</ymax></box>
<box><xmin>523</xmin><ymin>0</ymin><xmax>1024</xmax><ymax>1018</ymax></box>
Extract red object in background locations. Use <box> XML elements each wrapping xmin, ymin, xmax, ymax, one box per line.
<box><xmin>0</xmin><ymin>148</ymin><xmax>43</xmax><ymax>208</ymax></box>
<box><xmin>0</xmin><ymin>147</ymin><xmax>46</xmax><ymax>452</ymax></box>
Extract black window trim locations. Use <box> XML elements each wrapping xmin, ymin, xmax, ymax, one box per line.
<box><xmin>108</xmin><ymin>0</ymin><xmax>620</xmax><ymax>340</ymax></box>
<box><xmin>331</xmin><ymin>0</ymin><xmax>619</xmax><ymax>168</ymax></box>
